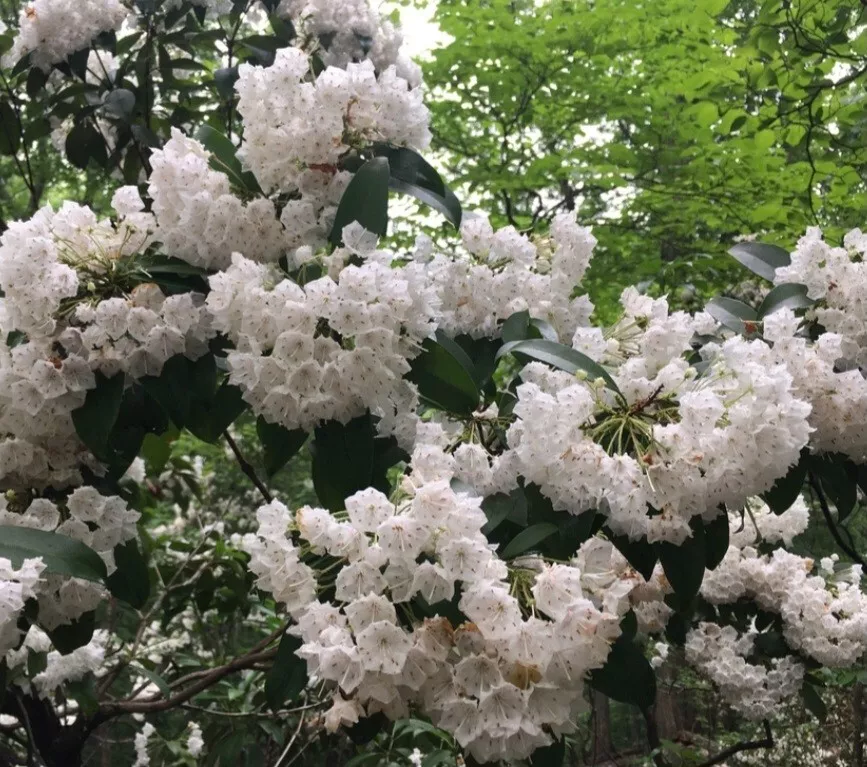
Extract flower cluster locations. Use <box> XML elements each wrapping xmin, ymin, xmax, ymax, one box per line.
<box><xmin>235</xmin><ymin>46</ymin><xmax>430</xmax><ymax>195</ymax></box>
<box><xmin>508</xmin><ymin>290</ymin><xmax>812</xmax><ymax>543</ymax></box>
<box><xmin>685</xmin><ymin>622</ymin><xmax>804</xmax><ymax>720</ymax></box>
<box><xmin>422</xmin><ymin>212</ymin><xmax>597</xmax><ymax>341</ymax></box>
<box><xmin>241</xmin><ymin>444</ymin><xmax>632</xmax><ymax>763</ymax></box>
<box><xmin>702</xmin><ymin>499</ymin><xmax>867</xmax><ymax>668</ymax></box>
<box><xmin>278</xmin><ymin>0</ymin><xmax>419</xmax><ymax>84</ymax></box>
<box><xmin>207</xmin><ymin>237</ymin><xmax>437</xmax><ymax>442</ymax></box>
<box><xmin>148</xmin><ymin>130</ymin><xmax>286</xmax><ymax>270</ymax></box>
<box><xmin>0</xmin><ymin>487</ymin><xmax>139</xmax><ymax>633</ymax></box>
<box><xmin>0</xmin><ymin>191</ymin><xmax>212</xmax><ymax>488</ymax></box>
<box><xmin>3</xmin><ymin>0</ymin><xmax>128</xmax><ymax>70</ymax></box>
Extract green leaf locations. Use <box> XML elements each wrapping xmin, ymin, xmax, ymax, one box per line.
<box><xmin>706</xmin><ymin>296</ymin><xmax>758</xmax><ymax>335</ymax></box>
<box><xmin>810</xmin><ymin>455</ymin><xmax>858</xmax><ymax>522</ymax></box>
<box><xmin>71</xmin><ymin>372</ymin><xmax>125</xmax><ymax>460</ymax></box>
<box><xmin>46</xmin><ymin>611</ymin><xmax>96</xmax><ymax>655</ymax></box>
<box><xmin>727</xmin><ymin>242</ymin><xmax>790</xmax><ymax>282</ymax></box>
<box><xmin>0</xmin><ymin>99</ymin><xmax>20</xmax><ymax>156</ymax></box>
<box><xmin>481</xmin><ymin>489</ymin><xmax>527</xmax><ymax>535</ymax></box>
<box><xmin>132</xmin><ymin>665</ymin><xmax>170</xmax><ymax>697</ymax></box>
<box><xmin>265</xmin><ymin>632</ymin><xmax>306</xmax><ymax>709</ymax></box>
<box><xmin>762</xmin><ymin>453</ymin><xmax>808</xmax><ymax>514</ymax></box>
<box><xmin>195</xmin><ymin>124</ymin><xmax>261</xmax><ymax>193</ymax></box>
<box><xmin>606</xmin><ymin>529</ymin><xmax>657</xmax><ymax>581</ymax></box>
<box><xmin>257</xmin><ymin>417</ymin><xmax>307</xmax><ymax>477</ymax></box>
<box><xmin>311</xmin><ymin>414</ymin><xmax>376</xmax><ymax>512</ymax></box>
<box><xmin>529</xmin><ymin>738</ymin><xmax>565</xmax><ymax>766</ymax></box>
<box><xmin>106</xmin><ymin>540</ymin><xmax>149</xmax><ymax>609</ymax></box>
<box><xmin>0</xmin><ymin>527</ymin><xmax>106</xmax><ymax>582</ymax></box>
<box><xmin>658</xmin><ymin>517</ymin><xmax>706</xmax><ymax>605</ymax></box>
<box><xmin>501</xmin><ymin>310</ymin><xmax>531</xmax><ymax>343</ymax></box>
<box><xmin>408</xmin><ymin>334</ymin><xmax>480</xmax><ymax>416</ymax></box>
<box><xmin>373</xmin><ymin>143</ymin><xmax>462</xmax><ymax>228</ymax></box>
<box><xmin>103</xmin><ymin>88</ymin><xmax>136</xmax><ymax>121</ymax></box>
<box><xmin>140</xmin><ymin>355</ymin><xmax>191</xmax><ymax>429</ymax></box>
<box><xmin>214</xmin><ymin>65</ymin><xmax>239</xmax><ymax>100</ymax></box>
<box><xmin>590</xmin><ymin>635</ymin><xmax>656</xmax><ymax>710</ymax></box>
<box><xmin>498</xmin><ymin>339</ymin><xmax>621</xmax><ymax>396</ymax></box>
<box><xmin>500</xmin><ymin>523</ymin><xmax>558</xmax><ymax>559</ymax></box>
<box><xmin>801</xmin><ymin>681</ymin><xmax>827</xmax><ymax>722</ymax></box>
<box><xmin>757</xmin><ymin>282</ymin><xmax>813</xmax><ymax>319</ymax></box>
<box><xmin>65</xmin><ymin>121</ymin><xmax>108</xmax><ymax>169</ymax></box>
<box><xmin>329</xmin><ymin>156</ymin><xmax>390</xmax><ymax>246</ymax></box>
<box><xmin>704</xmin><ymin>510</ymin><xmax>730</xmax><ymax>571</ymax></box>
<box><xmin>187</xmin><ymin>381</ymin><xmax>247</xmax><ymax>443</ymax></box>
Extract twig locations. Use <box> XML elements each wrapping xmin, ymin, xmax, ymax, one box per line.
<box><xmin>695</xmin><ymin>720</ymin><xmax>774</xmax><ymax>767</ymax></box>
<box><xmin>273</xmin><ymin>710</ymin><xmax>307</xmax><ymax>767</ymax></box>
<box><xmin>180</xmin><ymin>701</ymin><xmax>323</xmax><ymax>719</ymax></box>
<box><xmin>809</xmin><ymin>472</ymin><xmax>867</xmax><ymax>568</ymax></box>
<box><xmin>642</xmin><ymin>706</ymin><xmax>670</xmax><ymax>767</ymax></box>
<box><xmin>224</xmin><ymin>430</ymin><xmax>273</xmax><ymax>503</ymax></box>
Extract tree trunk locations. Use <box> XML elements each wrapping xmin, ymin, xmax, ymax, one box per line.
<box><xmin>591</xmin><ymin>690</ymin><xmax>615</xmax><ymax>763</ymax></box>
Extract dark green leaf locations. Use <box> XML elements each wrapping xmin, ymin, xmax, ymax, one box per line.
<box><xmin>329</xmin><ymin>156</ymin><xmax>390</xmax><ymax>246</ymax></box>
<box><xmin>140</xmin><ymin>355</ymin><xmax>191</xmax><ymax>429</ymax></box>
<box><xmin>728</xmin><ymin>241</ymin><xmax>790</xmax><ymax>282</ymax></box>
<box><xmin>501</xmin><ymin>310</ymin><xmax>531</xmax><ymax>343</ymax></box>
<box><xmin>529</xmin><ymin>738</ymin><xmax>565</xmax><ymax>767</ymax></box>
<box><xmin>311</xmin><ymin>414</ymin><xmax>376</xmax><ymax>512</ymax></box>
<box><xmin>65</xmin><ymin>121</ymin><xmax>108</xmax><ymax>169</ymax></box>
<box><xmin>0</xmin><ymin>527</ymin><xmax>106</xmax><ymax>583</ymax></box>
<box><xmin>658</xmin><ymin>517</ymin><xmax>706</xmax><ymax>605</ymax></box>
<box><xmin>407</xmin><ymin>334</ymin><xmax>480</xmax><ymax>416</ymax></box>
<box><xmin>704</xmin><ymin>510</ymin><xmax>730</xmax><ymax>571</ymax></box>
<box><xmin>257</xmin><ymin>417</ymin><xmax>307</xmax><ymax>477</ymax></box>
<box><xmin>481</xmin><ymin>489</ymin><xmax>527</xmax><ymax>535</ymax></box>
<box><xmin>0</xmin><ymin>99</ymin><xmax>20</xmax><ymax>156</ymax></box>
<box><xmin>500</xmin><ymin>523</ymin><xmax>558</xmax><ymax>559</ymax></box>
<box><xmin>706</xmin><ymin>296</ymin><xmax>758</xmax><ymax>335</ymax></box>
<box><xmin>762</xmin><ymin>453</ymin><xmax>808</xmax><ymax>514</ymax></box>
<box><xmin>103</xmin><ymin>88</ymin><xmax>136</xmax><ymax>120</ymax></box>
<box><xmin>757</xmin><ymin>283</ymin><xmax>813</xmax><ymax>319</ymax></box>
<box><xmin>71</xmin><ymin>371</ymin><xmax>125</xmax><ymax>460</ymax></box>
<box><xmin>187</xmin><ymin>381</ymin><xmax>247</xmax><ymax>443</ymax></box>
<box><xmin>106</xmin><ymin>540</ymin><xmax>149</xmax><ymax>609</ymax></box>
<box><xmin>590</xmin><ymin>635</ymin><xmax>656</xmax><ymax>710</ymax></box>
<box><xmin>46</xmin><ymin>611</ymin><xmax>95</xmax><ymax>655</ymax></box>
<box><xmin>195</xmin><ymin>124</ymin><xmax>261</xmax><ymax>193</ymax></box>
<box><xmin>265</xmin><ymin>632</ymin><xmax>306</xmax><ymax>709</ymax></box>
<box><xmin>214</xmin><ymin>65</ymin><xmax>239</xmax><ymax>100</ymax></box>
<box><xmin>606</xmin><ymin>530</ymin><xmax>657</xmax><ymax>581</ymax></box>
<box><xmin>801</xmin><ymin>681</ymin><xmax>827</xmax><ymax>722</ymax></box>
<box><xmin>498</xmin><ymin>339</ymin><xmax>621</xmax><ymax>396</ymax></box>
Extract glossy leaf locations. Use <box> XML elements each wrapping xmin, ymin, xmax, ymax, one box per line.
<box><xmin>0</xmin><ymin>526</ymin><xmax>107</xmax><ymax>583</ymax></box>
<box><xmin>408</xmin><ymin>334</ymin><xmax>480</xmax><ymax>416</ymax></box>
<box><xmin>728</xmin><ymin>241</ymin><xmax>790</xmax><ymax>282</ymax></box>
<box><xmin>329</xmin><ymin>156</ymin><xmax>390</xmax><ymax>246</ymax></box>
<box><xmin>497</xmin><ymin>339</ymin><xmax>621</xmax><ymax>396</ymax></box>
<box><xmin>757</xmin><ymin>282</ymin><xmax>813</xmax><ymax>318</ymax></box>
<box><xmin>265</xmin><ymin>632</ymin><xmax>306</xmax><ymax>709</ymax></box>
<box><xmin>257</xmin><ymin>417</ymin><xmax>307</xmax><ymax>477</ymax></box>
<box><xmin>500</xmin><ymin>523</ymin><xmax>558</xmax><ymax>559</ymax></box>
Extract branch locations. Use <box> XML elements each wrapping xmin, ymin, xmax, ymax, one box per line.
<box><xmin>695</xmin><ymin>720</ymin><xmax>773</xmax><ymax>767</ymax></box>
<box><xmin>88</xmin><ymin>645</ymin><xmax>278</xmax><ymax>733</ymax></box>
<box><xmin>809</xmin><ymin>472</ymin><xmax>867</xmax><ymax>568</ymax></box>
<box><xmin>224</xmin><ymin>430</ymin><xmax>272</xmax><ymax>503</ymax></box>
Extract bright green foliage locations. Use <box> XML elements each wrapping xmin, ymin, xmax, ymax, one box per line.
<box><xmin>425</xmin><ymin>0</ymin><xmax>867</xmax><ymax>315</ymax></box>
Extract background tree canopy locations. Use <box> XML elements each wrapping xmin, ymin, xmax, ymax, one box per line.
<box><xmin>425</xmin><ymin>0</ymin><xmax>867</xmax><ymax>314</ymax></box>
